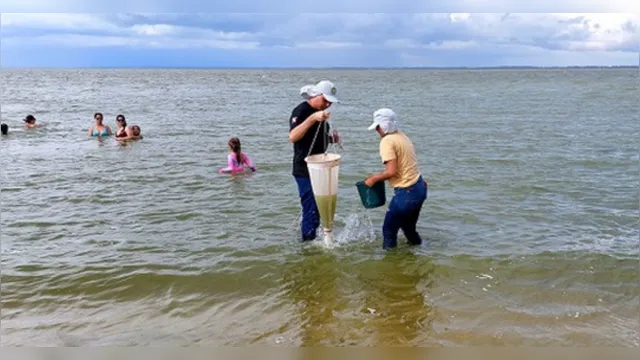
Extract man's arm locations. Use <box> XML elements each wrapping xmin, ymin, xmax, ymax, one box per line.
<box><xmin>365</xmin><ymin>160</ymin><xmax>397</xmax><ymax>187</ymax></box>
<box><xmin>289</xmin><ymin>111</ymin><xmax>322</xmax><ymax>143</ymax></box>
<box><xmin>289</xmin><ymin>117</ymin><xmax>316</xmax><ymax>143</ymax></box>
<box><xmin>364</xmin><ymin>139</ymin><xmax>397</xmax><ymax>186</ymax></box>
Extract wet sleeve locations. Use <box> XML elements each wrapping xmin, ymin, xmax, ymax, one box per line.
<box><xmin>379</xmin><ymin>137</ymin><xmax>396</xmax><ymax>164</ymax></box>
<box><xmin>219</xmin><ymin>154</ymin><xmax>235</xmax><ymax>173</ymax></box>
<box><xmin>242</xmin><ymin>153</ymin><xmax>257</xmax><ymax>171</ymax></box>
<box><xmin>228</xmin><ymin>154</ymin><xmax>236</xmax><ymax>168</ymax></box>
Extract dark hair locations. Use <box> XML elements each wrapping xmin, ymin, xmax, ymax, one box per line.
<box><xmin>228</xmin><ymin>137</ymin><xmax>242</xmax><ymax>164</ymax></box>
<box><xmin>94</xmin><ymin>112</ymin><xmax>103</xmax><ymax>120</ymax></box>
<box><xmin>24</xmin><ymin>115</ymin><xmax>35</xmax><ymax>123</ymax></box>
<box><xmin>1</xmin><ymin>123</ymin><xmax>8</xmax><ymax>135</ymax></box>
<box><xmin>116</xmin><ymin>114</ymin><xmax>127</xmax><ymax>126</ymax></box>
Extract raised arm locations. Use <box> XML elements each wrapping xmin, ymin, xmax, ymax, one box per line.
<box><xmin>288</xmin><ymin>110</ymin><xmax>328</xmax><ymax>143</ymax></box>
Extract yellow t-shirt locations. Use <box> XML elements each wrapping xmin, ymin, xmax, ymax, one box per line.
<box><xmin>379</xmin><ymin>131</ymin><xmax>421</xmax><ymax>188</ymax></box>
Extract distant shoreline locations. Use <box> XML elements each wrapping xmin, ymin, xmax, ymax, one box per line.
<box><xmin>1</xmin><ymin>65</ymin><xmax>637</xmax><ymax>71</ymax></box>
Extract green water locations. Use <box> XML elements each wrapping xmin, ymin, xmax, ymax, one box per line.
<box><xmin>1</xmin><ymin>68</ymin><xmax>638</xmax><ymax>346</ymax></box>
<box><xmin>315</xmin><ymin>194</ymin><xmax>338</xmax><ymax>230</ymax></box>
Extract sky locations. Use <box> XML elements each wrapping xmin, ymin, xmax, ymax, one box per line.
<box><xmin>0</xmin><ymin>3</ymin><xmax>638</xmax><ymax>68</ymax></box>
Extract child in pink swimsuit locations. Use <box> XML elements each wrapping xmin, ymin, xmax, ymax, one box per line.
<box><xmin>219</xmin><ymin>137</ymin><xmax>257</xmax><ymax>174</ymax></box>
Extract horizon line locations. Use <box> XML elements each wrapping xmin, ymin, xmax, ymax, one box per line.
<box><xmin>0</xmin><ymin>65</ymin><xmax>638</xmax><ymax>70</ymax></box>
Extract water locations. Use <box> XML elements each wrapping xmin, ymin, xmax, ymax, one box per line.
<box><xmin>1</xmin><ymin>68</ymin><xmax>638</xmax><ymax>346</ymax></box>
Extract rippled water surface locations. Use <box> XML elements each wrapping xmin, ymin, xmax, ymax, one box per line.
<box><xmin>1</xmin><ymin>68</ymin><xmax>638</xmax><ymax>346</ymax></box>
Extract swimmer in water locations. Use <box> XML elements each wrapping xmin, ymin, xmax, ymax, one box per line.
<box><xmin>219</xmin><ymin>137</ymin><xmax>257</xmax><ymax>174</ymax></box>
<box><xmin>114</xmin><ymin>114</ymin><xmax>129</xmax><ymax>138</ymax></box>
<box><xmin>116</xmin><ymin>123</ymin><xmax>143</xmax><ymax>142</ymax></box>
<box><xmin>1</xmin><ymin>123</ymin><xmax>8</xmax><ymax>135</ymax></box>
<box><xmin>88</xmin><ymin>112</ymin><xmax>112</xmax><ymax>137</ymax></box>
<box><xmin>24</xmin><ymin>115</ymin><xmax>41</xmax><ymax>128</ymax></box>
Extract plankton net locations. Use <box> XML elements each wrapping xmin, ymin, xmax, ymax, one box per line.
<box><xmin>305</xmin><ymin>152</ymin><xmax>341</xmax><ymax>246</ymax></box>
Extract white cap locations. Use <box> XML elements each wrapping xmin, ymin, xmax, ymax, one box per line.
<box><xmin>299</xmin><ymin>80</ymin><xmax>339</xmax><ymax>103</ymax></box>
<box><xmin>368</xmin><ymin>108</ymin><xmax>398</xmax><ymax>134</ymax></box>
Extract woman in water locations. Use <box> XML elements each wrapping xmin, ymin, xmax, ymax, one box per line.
<box><xmin>219</xmin><ymin>137</ymin><xmax>257</xmax><ymax>174</ymax></box>
<box><xmin>114</xmin><ymin>114</ymin><xmax>129</xmax><ymax>138</ymax></box>
<box><xmin>88</xmin><ymin>112</ymin><xmax>112</xmax><ymax>137</ymax></box>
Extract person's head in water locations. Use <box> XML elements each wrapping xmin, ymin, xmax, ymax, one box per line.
<box><xmin>23</xmin><ymin>115</ymin><xmax>37</xmax><ymax>128</ymax></box>
<box><xmin>228</xmin><ymin>137</ymin><xmax>242</xmax><ymax>163</ymax></box>
<box><xmin>1</xmin><ymin>123</ymin><xmax>8</xmax><ymax>135</ymax></box>
<box><xmin>116</xmin><ymin>114</ymin><xmax>126</xmax><ymax>127</ymax></box>
<box><xmin>131</xmin><ymin>125</ymin><xmax>141</xmax><ymax>137</ymax></box>
<box><xmin>94</xmin><ymin>112</ymin><xmax>104</xmax><ymax>124</ymax></box>
<box><xmin>300</xmin><ymin>80</ymin><xmax>339</xmax><ymax>110</ymax></box>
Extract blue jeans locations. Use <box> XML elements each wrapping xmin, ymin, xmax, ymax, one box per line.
<box><xmin>382</xmin><ymin>176</ymin><xmax>427</xmax><ymax>249</ymax></box>
<box><xmin>295</xmin><ymin>176</ymin><xmax>320</xmax><ymax>241</ymax></box>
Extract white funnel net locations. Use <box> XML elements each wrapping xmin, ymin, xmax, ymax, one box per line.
<box><xmin>305</xmin><ymin>153</ymin><xmax>341</xmax><ymax>239</ymax></box>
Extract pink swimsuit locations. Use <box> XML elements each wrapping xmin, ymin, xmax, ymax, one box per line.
<box><xmin>219</xmin><ymin>152</ymin><xmax>257</xmax><ymax>174</ymax></box>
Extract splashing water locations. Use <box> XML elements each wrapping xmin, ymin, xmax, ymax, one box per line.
<box><xmin>284</xmin><ymin>206</ymin><xmax>377</xmax><ymax>249</ymax></box>
<box><xmin>336</xmin><ymin>211</ymin><xmax>377</xmax><ymax>244</ymax></box>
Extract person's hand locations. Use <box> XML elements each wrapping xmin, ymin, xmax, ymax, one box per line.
<box><xmin>364</xmin><ymin>176</ymin><xmax>376</xmax><ymax>187</ymax></box>
<box><xmin>331</xmin><ymin>130</ymin><xmax>340</xmax><ymax>143</ymax></box>
<box><xmin>312</xmin><ymin>110</ymin><xmax>330</xmax><ymax>122</ymax></box>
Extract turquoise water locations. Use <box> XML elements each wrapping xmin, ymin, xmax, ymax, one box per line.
<box><xmin>1</xmin><ymin>68</ymin><xmax>638</xmax><ymax>346</ymax></box>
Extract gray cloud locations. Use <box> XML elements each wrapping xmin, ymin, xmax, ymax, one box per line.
<box><xmin>1</xmin><ymin>12</ymin><xmax>638</xmax><ymax>66</ymax></box>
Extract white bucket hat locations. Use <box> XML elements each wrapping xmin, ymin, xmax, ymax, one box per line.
<box><xmin>367</xmin><ymin>108</ymin><xmax>399</xmax><ymax>134</ymax></box>
<box><xmin>300</xmin><ymin>80</ymin><xmax>339</xmax><ymax>103</ymax></box>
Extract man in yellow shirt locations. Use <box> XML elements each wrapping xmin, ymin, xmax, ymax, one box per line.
<box><xmin>364</xmin><ymin>108</ymin><xmax>428</xmax><ymax>249</ymax></box>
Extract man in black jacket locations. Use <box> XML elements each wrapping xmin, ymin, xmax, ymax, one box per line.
<box><xmin>288</xmin><ymin>80</ymin><xmax>340</xmax><ymax>241</ymax></box>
